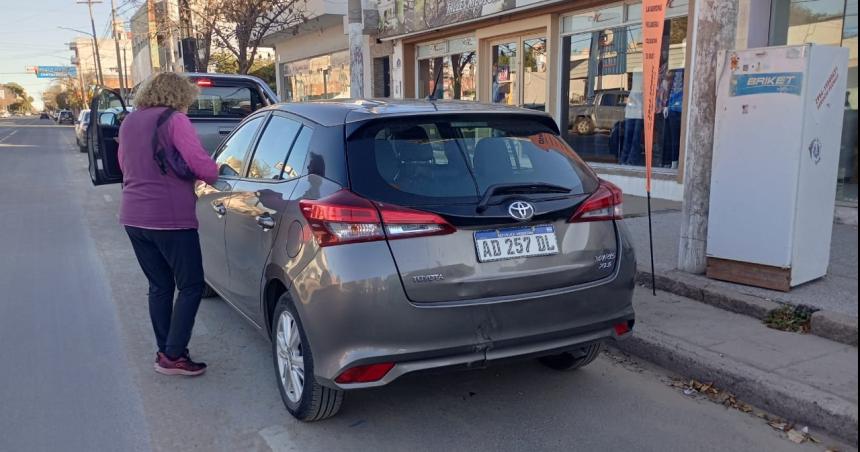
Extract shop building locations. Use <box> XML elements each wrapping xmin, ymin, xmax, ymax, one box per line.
<box><xmin>368</xmin><ymin>0</ymin><xmax>856</xmax><ymax>212</ymax></box>
<box><xmin>374</xmin><ymin>0</ymin><xmax>691</xmax><ymax>200</ymax></box>
<box><xmin>262</xmin><ymin>0</ymin><xmax>353</xmax><ymax>102</ymax></box>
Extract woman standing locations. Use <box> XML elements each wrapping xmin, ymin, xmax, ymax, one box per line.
<box><xmin>118</xmin><ymin>73</ymin><xmax>218</xmax><ymax>376</ymax></box>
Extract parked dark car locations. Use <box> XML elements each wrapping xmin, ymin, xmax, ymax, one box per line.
<box><xmin>57</xmin><ymin>110</ymin><xmax>75</xmax><ymax>125</ymax></box>
<box><xmin>40</xmin><ymin>111</ymin><xmax>49</xmax><ymax>119</ymax></box>
<box><xmin>569</xmin><ymin>89</ymin><xmax>629</xmax><ymax>135</ymax></box>
<box><xmin>75</xmin><ymin>110</ymin><xmax>91</xmax><ymax>152</ymax></box>
<box><xmin>128</xmin><ymin>73</ymin><xmax>279</xmax><ymax>154</ymax></box>
<box><xmin>87</xmin><ymin>98</ymin><xmax>636</xmax><ymax>423</ymax></box>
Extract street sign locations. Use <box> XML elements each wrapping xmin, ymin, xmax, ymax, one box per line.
<box><xmin>36</xmin><ymin>66</ymin><xmax>78</xmax><ymax>78</ymax></box>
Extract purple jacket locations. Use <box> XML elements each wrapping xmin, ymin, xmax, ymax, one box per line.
<box><xmin>118</xmin><ymin>107</ymin><xmax>218</xmax><ymax>229</ymax></box>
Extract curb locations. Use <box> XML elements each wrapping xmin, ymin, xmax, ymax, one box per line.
<box><xmin>613</xmin><ymin>330</ymin><xmax>859</xmax><ymax>445</ymax></box>
<box><xmin>635</xmin><ymin>270</ymin><xmax>859</xmax><ymax>346</ymax></box>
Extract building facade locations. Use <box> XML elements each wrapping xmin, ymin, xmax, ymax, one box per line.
<box><xmin>70</xmin><ymin>34</ymin><xmax>134</xmax><ymax>91</ymax></box>
<box><xmin>130</xmin><ymin>0</ymin><xmax>185</xmax><ymax>84</ymax></box>
<box><xmin>262</xmin><ymin>0</ymin><xmax>352</xmax><ymax>102</ymax></box>
<box><xmin>355</xmin><ymin>0</ymin><xmax>856</xmax><ymax>211</ymax></box>
<box><xmin>259</xmin><ymin>0</ymin><xmax>856</xmax><ymax>211</ymax></box>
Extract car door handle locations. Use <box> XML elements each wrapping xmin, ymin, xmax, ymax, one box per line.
<box><xmin>256</xmin><ymin>214</ymin><xmax>275</xmax><ymax>230</ymax></box>
<box><xmin>212</xmin><ymin>202</ymin><xmax>226</xmax><ymax>216</ymax></box>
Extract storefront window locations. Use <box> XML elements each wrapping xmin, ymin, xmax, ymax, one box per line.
<box><xmin>523</xmin><ymin>38</ymin><xmax>548</xmax><ymax>110</ymax></box>
<box><xmin>491</xmin><ymin>42</ymin><xmax>518</xmax><ymax>105</ymax></box>
<box><xmin>280</xmin><ymin>50</ymin><xmax>350</xmax><ymax>102</ymax></box>
<box><xmin>417</xmin><ymin>36</ymin><xmax>478</xmax><ymax>100</ymax></box>
<box><xmin>561</xmin><ymin>14</ymin><xmax>688</xmax><ymax>168</ymax></box>
<box><xmin>771</xmin><ymin>0</ymin><xmax>858</xmax><ymax>203</ymax></box>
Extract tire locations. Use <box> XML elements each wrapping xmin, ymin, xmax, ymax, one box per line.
<box><xmin>574</xmin><ymin>117</ymin><xmax>595</xmax><ymax>135</ymax></box>
<box><xmin>271</xmin><ymin>294</ymin><xmax>343</xmax><ymax>421</ymax></box>
<box><xmin>201</xmin><ymin>283</ymin><xmax>217</xmax><ymax>298</ymax></box>
<box><xmin>538</xmin><ymin>342</ymin><xmax>602</xmax><ymax>371</ymax></box>
<box><xmin>79</xmin><ymin>144</ymin><xmax>87</xmax><ymax>153</ymax></box>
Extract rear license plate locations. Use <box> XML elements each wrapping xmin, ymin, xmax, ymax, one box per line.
<box><xmin>474</xmin><ymin>224</ymin><xmax>559</xmax><ymax>262</ymax></box>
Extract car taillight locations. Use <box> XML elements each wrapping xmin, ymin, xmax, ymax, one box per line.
<box><xmin>569</xmin><ymin>180</ymin><xmax>623</xmax><ymax>222</ymax></box>
<box><xmin>378</xmin><ymin>203</ymin><xmax>456</xmax><ymax>239</ymax></box>
<box><xmin>299</xmin><ymin>190</ymin><xmax>454</xmax><ymax>247</ymax></box>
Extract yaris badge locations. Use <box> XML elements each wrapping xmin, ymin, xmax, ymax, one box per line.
<box><xmin>508</xmin><ymin>201</ymin><xmax>535</xmax><ymax>221</ymax></box>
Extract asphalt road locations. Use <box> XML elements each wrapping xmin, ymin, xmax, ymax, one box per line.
<box><xmin>0</xmin><ymin>117</ymin><xmax>850</xmax><ymax>452</ymax></box>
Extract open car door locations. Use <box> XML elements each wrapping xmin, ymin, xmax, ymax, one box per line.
<box><xmin>87</xmin><ymin>88</ymin><xmax>127</xmax><ymax>185</ymax></box>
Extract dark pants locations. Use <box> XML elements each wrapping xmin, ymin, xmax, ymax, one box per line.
<box><xmin>125</xmin><ymin>226</ymin><xmax>204</xmax><ymax>359</ymax></box>
<box><xmin>621</xmin><ymin>118</ymin><xmax>644</xmax><ymax>165</ymax></box>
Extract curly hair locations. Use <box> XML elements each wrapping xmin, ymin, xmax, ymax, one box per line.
<box><xmin>133</xmin><ymin>72</ymin><xmax>199</xmax><ymax>110</ymax></box>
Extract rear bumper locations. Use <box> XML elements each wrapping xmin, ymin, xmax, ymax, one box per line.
<box><xmin>289</xmin><ymin>223</ymin><xmax>636</xmax><ymax>390</ymax></box>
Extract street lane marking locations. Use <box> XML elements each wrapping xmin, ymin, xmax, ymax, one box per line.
<box><xmin>0</xmin><ymin>144</ymin><xmax>36</xmax><ymax>148</ymax></box>
<box><xmin>0</xmin><ymin>129</ymin><xmax>17</xmax><ymax>143</ymax></box>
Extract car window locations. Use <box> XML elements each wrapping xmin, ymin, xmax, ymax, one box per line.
<box><xmin>214</xmin><ymin>116</ymin><xmax>264</xmax><ymax>177</ymax></box>
<box><xmin>347</xmin><ymin>116</ymin><xmax>598</xmax><ymax>206</ymax></box>
<box><xmin>600</xmin><ymin>94</ymin><xmax>618</xmax><ymax>106</ymax></box>
<box><xmin>187</xmin><ymin>86</ymin><xmax>264</xmax><ymax>118</ymax></box>
<box><xmin>246</xmin><ymin>115</ymin><xmax>301</xmax><ymax>180</ymax></box>
<box><xmin>284</xmin><ymin>127</ymin><xmax>313</xmax><ymax>180</ymax></box>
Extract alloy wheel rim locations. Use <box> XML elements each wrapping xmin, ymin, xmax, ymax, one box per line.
<box><xmin>276</xmin><ymin>311</ymin><xmax>305</xmax><ymax>403</ymax></box>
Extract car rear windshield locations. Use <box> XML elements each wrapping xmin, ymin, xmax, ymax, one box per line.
<box><xmin>186</xmin><ymin>85</ymin><xmax>264</xmax><ymax>118</ymax></box>
<box><xmin>347</xmin><ymin>115</ymin><xmax>598</xmax><ymax>206</ymax></box>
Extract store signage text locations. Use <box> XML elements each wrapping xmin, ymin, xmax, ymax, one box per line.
<box><xmin>730</xmin><ymin>72</ymin><xmax>803</xmax><ymax>97</ymax></box>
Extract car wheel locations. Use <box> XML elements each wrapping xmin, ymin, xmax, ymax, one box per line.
<box><xmin>271</xmin><ymin>294</ymin><xmax>343</xmax><ymax>421</ymax></box>
<box><xmin>79</xmin><ymin>142</ymin><xmax>87</xmax><ymax>153</ymax></box>
<box><xmin>538</xmin><ymin>342</ymin><xmax>602</xmax><ymax>371</ymax></box>
<box><xmin>201</xmin><ymin>282</ymin><xmax>217</xmax><ymax>298</ymax></box>
<box><xmin>575</xmin><ymin>117</ymin><xmax>595</xmax><ymax>135</ymax></box>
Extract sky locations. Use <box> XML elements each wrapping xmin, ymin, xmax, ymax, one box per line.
<box><xmin>0</xmin><ymin>1</ymin><xmax>138</xmax><ymax>109</ymax></box>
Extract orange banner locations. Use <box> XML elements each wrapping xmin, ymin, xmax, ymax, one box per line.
<box><xmin>642</xmin><ymin>0</ymin><xmax>667</xmax><ymax>193</ymax></box>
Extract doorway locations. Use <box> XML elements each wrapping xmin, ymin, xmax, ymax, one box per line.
<box><xmin>489</xmin><ymin>34</ymin><xmax>548</xmax><ymax>110</ymax></box>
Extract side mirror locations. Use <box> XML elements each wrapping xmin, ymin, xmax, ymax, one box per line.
<box><xmin>219</xmin><ymin>163</ymin><xmax>239</xmax><ymax>177</ymax></box>
<box><xmin>99</xmin><ymin>112</ymin><xmax>117</xmax><ymax>126</ymax></box>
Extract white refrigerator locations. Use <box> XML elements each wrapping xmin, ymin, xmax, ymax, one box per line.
<box><xmin>706</xmin><ymin>44</ymin><xmax>849</xmax><ymax>291</ymax></box>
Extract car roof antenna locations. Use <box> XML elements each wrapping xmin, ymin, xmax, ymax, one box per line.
<box><xmin>427</xmin><ymin>62</ymin><xmax>444</xmax><ymax>102</ymax></box>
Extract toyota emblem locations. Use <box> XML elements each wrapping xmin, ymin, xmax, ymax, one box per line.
<box><xmin>508</xmin><ymin>201</ymin><xmax>535</xmax><ymax>221</ymax></box>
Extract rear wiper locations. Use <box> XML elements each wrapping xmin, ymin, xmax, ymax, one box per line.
<box><xmin>476</xmin><ymin>183</ymin><xmax>571</xmax><ymax>213</ymax></box>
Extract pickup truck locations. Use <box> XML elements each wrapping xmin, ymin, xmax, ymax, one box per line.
<box><xmin>120</xmin><ymin>73</ymin><xmax>279</xmax><ymax>154</ymax></box>
<box><xmin>568</xmin><ymin>89</ymin><xmax>628</xmax><ymax>135</ymax></box>
<box><xmin>181</xmin><ymin>73</ymin><xmax>279</xmax><ymax>154</ymax></box>
<box><xmin>85</xmin><ymin>73</ymin><xmax>278</xmax><ymax>186</ymax></box>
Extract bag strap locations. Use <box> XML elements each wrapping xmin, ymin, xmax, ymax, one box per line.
<box><xmin>152</xmin><ymin>108</ymin><xmax>176</xmax><ymax>175</ymax></box>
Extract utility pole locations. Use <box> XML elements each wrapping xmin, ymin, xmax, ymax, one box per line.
<box><xmin>122</xmin><ymin>47</ymin><xmax>130</xmax><ymax>89</ymax></box>
<box><xmin>110</xmin><ymin>0</ymin><xmax>127</xmax><ymax>96</ymax></box>
<box><xmin>78</xmin><ymin>0</ymin><xmax>105</xmax><ymax>86</ymax></box>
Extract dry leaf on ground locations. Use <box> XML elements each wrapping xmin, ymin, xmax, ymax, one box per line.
<box><xmin>786</xmin><ymin>429</ymin><xmax>806</xmax><ymax>444</ymax></box>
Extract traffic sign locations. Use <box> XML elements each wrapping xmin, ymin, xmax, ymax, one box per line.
<box><xmin>36</xmin><ymin>66</ymin><xmax>78</xmax><ymax>78</ymax></box>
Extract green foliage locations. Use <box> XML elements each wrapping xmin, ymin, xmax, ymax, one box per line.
<box><xmin>249</xmin><ymin>62</ymin><xmax>276</xmax><ymax>91</ymax></box>
<box><xmin>211</xmin><ymin>52</ymin><xmax>239</xmax><ymax>74</ymax></box>
<box><xmin>764</xmin><ymin>305</ymin><xmax>814</xmax><ymax>333</ymax></box>
<box><xmin>3</xmin><ymin>83</ymin><xmax>34</xmax><ymax>113</ymax></box>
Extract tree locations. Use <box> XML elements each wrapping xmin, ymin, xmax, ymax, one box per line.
<box><xmin>3</xmin><ymin>83</ymin><xmax>34</xmax><ymax>113</ymax></box>
<box><xmin>209</xmin><ymin>51</ymin><xmax>276</xmax><ymax>90</ymax></box>
<box><xmin>210</xmin><ymin>0</ymin><xmax>308</xmax><ymax>74</ymax></box>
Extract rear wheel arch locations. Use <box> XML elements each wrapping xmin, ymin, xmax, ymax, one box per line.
<box><xmin>264</xmin><ymin>277</ymin><xmax>289</xmax><ymax>336</ymax></box>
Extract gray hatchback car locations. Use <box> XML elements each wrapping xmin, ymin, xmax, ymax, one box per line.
<box><xmin>193</xmin><ymin>99</ymin><xmax>636</xmax><ymax>421</ymax></box>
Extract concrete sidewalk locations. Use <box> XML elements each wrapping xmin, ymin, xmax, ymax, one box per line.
<box><xmin>615</xmin><ymin>287</ymin><xmax>859</xmax><ymax>444</ymax></box>
<box><xmin>621</xmin><ymin>195</ymin><xmax>859</xmax><ymax>344</ymax></box>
